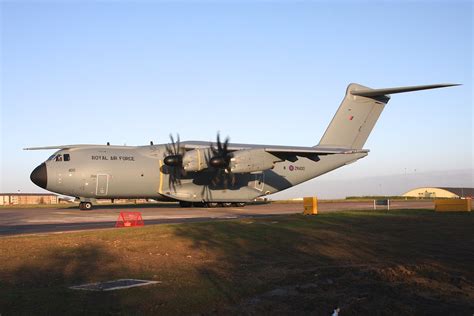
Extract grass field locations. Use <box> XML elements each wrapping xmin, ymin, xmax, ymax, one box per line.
<box><xmin>0</xmin><ymin>210</ymin><xmax>473</xmax><ymax>315</ymax></box>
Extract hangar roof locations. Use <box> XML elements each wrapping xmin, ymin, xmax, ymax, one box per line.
<box><xmin>404</xmin><ymin>187</ymin><xmax>473</xmax><ymax>198</ymax></box>
<box><xmin>437</xmin><ymin>187</ymin><xmax>474</xmax><ymax>198</ymax></box>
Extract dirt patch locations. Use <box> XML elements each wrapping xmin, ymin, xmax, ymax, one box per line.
<box><xmin>233</xmin><ymin>263</ymin><xmax>473</xmax><ymax>315</ymax></box>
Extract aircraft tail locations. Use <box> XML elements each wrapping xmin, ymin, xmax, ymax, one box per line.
<box><xmin>317</xmin><ymin>83</ymin><xmax>459</xmax><ymax>149</ymax></box>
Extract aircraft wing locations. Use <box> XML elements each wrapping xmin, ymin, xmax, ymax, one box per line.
<box><xmin>181</xmin><ymin>141</ymin><xmax>368</xmax><ymax>156</ymax></box>
<box><xmin>264</xmin><ymin>147</ymin><xmax>368</xmax><ymax>155</ymax></box>
<box><xmin>25</xmin><ymin>142</ymin><xmax>368</xmax><ymax>157</ymax></box>
<box><xmin>24</xmin><ymin>145</ymin><xmax>93</xmax><ymax>150</ymax></box>
<box><xmin>23</xmin><ymin>144</ymin><xmax>131</xmax><ymax>150</ymax></box>
<box><xmin>262</xmin><ymin>147</ymin><xmax>368</xmax><ymax>162</ymax></box>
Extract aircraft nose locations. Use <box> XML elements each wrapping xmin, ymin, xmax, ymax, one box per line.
<box><xmin>30</xmin><ymin>163</ymin><xmax>47</xmax><ymax>189</ymax></box>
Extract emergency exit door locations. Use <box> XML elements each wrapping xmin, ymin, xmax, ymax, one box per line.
<box><xmin>96</xmin><ymin>174</ymin><xmax>109</xmax><ymax>196</ymax></box>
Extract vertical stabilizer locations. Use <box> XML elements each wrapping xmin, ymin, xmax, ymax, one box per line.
<box><xmin>318</xmin><ymin>83</ymin><xmax>459</xmax><ymax>149</ymax></box>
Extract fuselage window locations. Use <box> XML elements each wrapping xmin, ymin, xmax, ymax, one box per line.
<box><xmin>64</xmin><ymin>154</ymin><xmax>70</xmax><ymax>161</ymax></box>
<box><xmin>47</xmin><ymin>154</ymin><xmax>56</xmax><ymax>161</ymax></box>
<box><xmin>55</xmin><ymin>154</ymin><xmax>63</xmax><ymax>162</ymax></box>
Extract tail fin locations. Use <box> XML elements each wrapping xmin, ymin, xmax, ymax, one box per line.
<box><xmin>317</xmin><ymin>83</ymin><xmax>460</xmax><ymax>149</ymax></box>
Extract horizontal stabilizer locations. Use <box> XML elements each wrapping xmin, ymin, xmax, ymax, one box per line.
<box><xmin>351</xmin><ymin>83</ymin><xmax>460</xmax><ymax>98</ymax></box>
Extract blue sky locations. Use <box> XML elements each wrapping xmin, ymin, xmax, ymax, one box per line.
<box><xmin>1</xmin><ymin>1</ymin><xmax>472</xmax><ymax>196</ymax></box>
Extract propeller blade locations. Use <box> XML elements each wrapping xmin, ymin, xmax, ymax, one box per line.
<box><xmin>223</xmin><ymin>136</ymin><xmax>229</xmax><ymax>155</ymax></box>
<box><xmin>217</xmin><ymin>133</ymin><xmax>221</xmax><ymax>152</ymax></box>
<box><xmin>176</xmin><ymin>134</ymin><xmax>181</xmax><ymax>154</ymax></box>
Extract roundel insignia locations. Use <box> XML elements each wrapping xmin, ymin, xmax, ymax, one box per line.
<box><xmin>289</xmin><ymin>165</ymin><xmax>294</xmax><ymax>171</ymax></box>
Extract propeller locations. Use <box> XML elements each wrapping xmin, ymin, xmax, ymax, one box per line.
<box><xmin>164</xmin><ymin>134</ymin><xmax>183</xmax><ymax>167</ymax></box>
<box><xmin>163</xmin><ymin>134</ymin><xmax>185</xmax><ymax>191</ymax></box>
<box><xmin>207</xmin><ymin>133</ymin><xmax>235</xmax><ymax>188</ymax></box>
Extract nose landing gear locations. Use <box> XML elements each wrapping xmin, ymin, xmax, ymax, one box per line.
<box><xmin>79</xmin><ymin>201</ymin><xmax>93</xmax><ymax>211</ymax></box>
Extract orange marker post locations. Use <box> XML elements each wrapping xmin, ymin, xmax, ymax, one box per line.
<box><xmin>303</xmin><ymin>197</ymin><xmax>318</xmax><ymax>215</ymax></box>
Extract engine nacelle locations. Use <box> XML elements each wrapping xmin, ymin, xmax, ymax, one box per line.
<box><xmin>230</xmin><ymin>149</ymin><xmax>277</xmax><ymax>173</ymax></box>
<box><xmin>182</xmin><ymin>148</ymin><xmax>209</xmax><ymax>172</ymax></box>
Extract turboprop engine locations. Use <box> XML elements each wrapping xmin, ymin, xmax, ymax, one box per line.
<box><xmin>229</xmin><ymin>148</ymin><xmax>278</xmax><ymax>173</ymax></box>
<box><xmin>183</xmin><ymin>147</ymin><xmax>279</xmax><ymax>174</ymax></box>
<box><xmin>182</xmin><ymin>148</ymin><xmax>209</xmax><ymax>172</ymax></box>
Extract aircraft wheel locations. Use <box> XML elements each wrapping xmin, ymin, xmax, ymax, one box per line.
<box><xmin>80</xmin><ymin>202</ymin><xmax>93</xmax><ymax>211</ymax></box>
<box><xmin>222</xmin><ymin>202</ymin><xmax>233</xmax><ymax>207</ymax></box>
<box><xmin>234</xmin><ymin>202</ymin><xmax>246</xmax><ymax>207</ymax></box>
<box><xmin>206</xmin><ymin>202</ymin><xmax>219</xmax><ymax>208</ymax></box>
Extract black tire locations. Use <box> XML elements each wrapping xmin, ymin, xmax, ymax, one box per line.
<box><xmin>222</xmin><ymin>202</ymin><xmax>233</xmax><ymax>207</ymax></box>
<box><xmin>206</xmin><ymin>202</ymin><xmax>219</xmax><ymax>208</ymax></box>
<box><xmin>232</xmin><ymin>202</ymin><xmax>245</xmax><ymax>207</ymax></box>
<box><xmin>83</xmin><ymin>202</ymin><xmax>93</xmax><ymax>210</ymax></box>
<box><xmin>179</xmin><ymin>201</ymin><xmax>192</xmax><ymax>208</ymax></box>
<box><xmin>79</xmin><ymin>202</ymin><xmax>92</xmax><ymax>211</ymax></box>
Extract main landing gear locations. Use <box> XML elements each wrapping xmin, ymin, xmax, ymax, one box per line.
<box><xmin>79</xmin><ymin>201</ymin><xmax>93</xmax><ymax>211</ymax></box>
<box><xmin>179</xmin><ymin>201</ymin><xmax>246</xmax><ymax>208</ymax></box>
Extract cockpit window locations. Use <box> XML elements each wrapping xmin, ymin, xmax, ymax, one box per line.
<box><xmin>48</xmin><ymin>153</ymin><xmax>70</xmax><ymax>162</ymax></box>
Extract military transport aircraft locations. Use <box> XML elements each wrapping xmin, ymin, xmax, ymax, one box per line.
<box><xmin>27</xmin><ymin>83</ymin><xmax>458</xmax><ymax>210</ymax></box>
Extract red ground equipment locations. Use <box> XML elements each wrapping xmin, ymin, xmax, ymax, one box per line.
<box><xmin>115</xmin><ymin>212</ymin><xmax>144</xmax><ymax>227</ymax></box>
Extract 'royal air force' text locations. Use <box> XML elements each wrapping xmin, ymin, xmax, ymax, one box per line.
<box><xmin>91</xmin><ymin>156</ymin><xmax>135</xmax><ymax>161</ymax></box>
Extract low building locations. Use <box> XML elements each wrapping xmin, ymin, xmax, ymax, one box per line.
<box><xmin>0</xmin><ymin>193</ymin><xmax>59</xmax><ymax>205</ymax></box>
<box><xmin>402</xmin><ymin>187</ymin><xmax>474</xmax><ymax>199</ymax></box>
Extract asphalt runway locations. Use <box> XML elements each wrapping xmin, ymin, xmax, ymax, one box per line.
<box><xmin>0</xmin><ymin>201</ymin><xmax>433</xmax><ymax>236</ymax></box>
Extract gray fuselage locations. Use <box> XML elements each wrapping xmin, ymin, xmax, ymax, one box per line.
<box><xmin>35</xmin><ymin>143</ymin><xmax>366</xmax><ymax>203</ymax></box>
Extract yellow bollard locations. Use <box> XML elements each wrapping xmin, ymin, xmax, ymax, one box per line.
<box><xmin>303</xmin><ymin>197</ymin><xmax>318</xmax><ymax>215</ymax></box>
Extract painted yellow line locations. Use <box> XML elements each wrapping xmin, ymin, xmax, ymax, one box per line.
<box><xmin>158</xmin><ymin>159</ymin><xmax>163</xmax><ymax>194</ymax></box>
<box><xmin>197</xmin><ymin>148</ymin><xmax>201</xmax><ymax>171</ymax></box>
